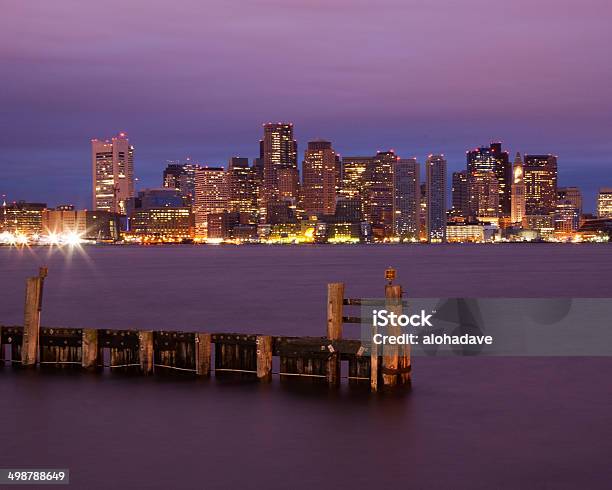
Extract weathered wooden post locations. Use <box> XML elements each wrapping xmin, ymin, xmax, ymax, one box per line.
<box><xmin>21</xmin><ymin>267</ymin><xmax>47</xmax><ymax>367</ymax></box>
<box><xmin>195</xmin><ymin>332</ymin><xmax>211</xmax><ymax>377</ymax></box>
<box><xmin>82</xmin><ymin>328</ymin><xmax>99</xmax><ymax>370</ymax></box>
<box><xmin>139</xmin><ymin>331</ymin><xmax>154</xmax><ymax>375</ymax></box>
<box><xmin>326</xmin><ymin>282</ymin><xmax>344</xmax><ymax>387</ymax></box>
<box><xmin>256</xmin><ymin>335</ymin><xmax>273</xmax><ymax>381</ymax></box>
<box><xmin>382</xmin><ymin>268</ymin><xmax>401</xmax><ymax>388</ymax></box>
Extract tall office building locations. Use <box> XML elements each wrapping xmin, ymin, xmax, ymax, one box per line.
<box><xmin>163</xmin><ymin>159</ymin><xmax>200</xmax><ymax>204</ymax></box>
<box><xmin>451</xmin><ymin>171</ymin><xmax>469</xmax><ymax>219</ymax></box>
<box><xmin>469</xmin><ymin>170</ymin><xmax>499</xmax><ymax>220</ymax></box>
<box><xmin>262</xmin><ymin>123</ymin><xmax>297</xmax><ymax>210</ymax></box>
<box><xmin>426</xmin><ymin>154</ymin><xmax>447</xmax><ymax>242</ymax></box>
<box><xmin>92</xmin><ymin>133</ymin><xmax>134</xmax><ymax>215</ymax></box>
<box><xmin>277</xmin><ymin>166</ymin><xmax>300</xmax><ymax>203</ymax></box>
<box><xmin>393</xmin><ymin>158</ymin><xmax>420</xmax><ymax>240</ymax></box>
<box><xmin>557</xmin><ymin>187</ymin><xmax>582</xmax><ymax>218</ymax></box>
<box><xmin>366</xmin><ymin>151</ymin><xmax>396</xmax><ymax>238</ymax></box>
<box><xmin>302</xmin><ymin>140</ymin><xmax>337</xmax><ymax>217</ymax></box>
<box><xmin>467</xmin><ymin>143</ymin><xmax>511</xmax><ymax>218</ymax></box>
<box><xmin>511</xmin><ymin>153</ymin><xmax>526</xmax><ymax>225</ymax></box>
<box><xmin>194</xmin><ymin>167</ymin><xmax>229</xmax><ymax>238</ymax></box>
<box><xmin>228</xmin><ymin>157</ymin><xmax>259</xmax><ymax>223</ymax></box>
<box><xmin>524</xmin><ymin>154</ymin><xmax>558</xmax><ymax>216</ymax></box>
<box><xmin>598</xmin><ymin>188</ymin><xmax>612</xmax><ymax>218</ymax></box>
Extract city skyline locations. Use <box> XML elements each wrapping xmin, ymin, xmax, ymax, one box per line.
<box><xmin>1</xmin><ymin>0</ymin><xmax>611</xmax><ymax>211</ymax></box>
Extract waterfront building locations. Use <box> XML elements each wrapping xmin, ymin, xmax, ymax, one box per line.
<box><xmin>597</xmin><ymin>188</ymin><xmax>612</xmax><ymax>218</ymax></box>
<box><xmin>510</xmin><ymin>153</ymin><xmax>526</xmax><ymax>225</ymax></box>
<box><xmin>366</xmin><ymin>151</ymin><xmax>396</xmax><ymax>239</ymax></box>
<box><xmin>194</xmin><ymin>167</ymin><xmax>229</xmax><ymax>238</ymax></box>
<box><xmin>302</xmin><ymin>140</ymin><xmax>337</xmax><ymax>217</ymax></box>
<box><xmin>92</xmin><ymin>132</ymin><xmax>135</xmax><ymax>215</ymax></box>
<box><xmin>524</xmin><ymin>154</ymin><xmax>558</xmax><ymax>216</ymax></box>
<box><xmin>557</xmin><ymin>187</ymin><xmax>582</xmax><ymax>218</ymax></box>
<box><xmin>425</xmin><ymin>154</ymin><xmax>447</xmax><ymax>242</ymax></box>
<box><xmin>467</xmin><ymin>143</ymin><xmax>511</xmax><ymax>217</ymax></box>
<box><xmin>393</xmin><ymin>158</ymin><xmax>420</xmax><ymax>240</ymax></box>
<box><xmin>340</xmin><ymin>156</ymin><xmax>371</xmax><ymax>218</ymax></box>
<box><xmin>446</xmin><ymin>223</ymin><xmax>485</xmax><ymax>243</ymax></box>
<box><xmin>554</xmin><ymin>200</ymin><xmax>580</xmax><ymax>234</ymax></box>
<box><xmin>228</xmin><ymin>157</ymin><xmax>259</xmax><ymax>223</ymax></box>
<box><xmin>262</xmin><ymin>123</ymin><xmax>297</xmax><ymax>211</ymax></box>
<box><xmin>450</xmin><ymin>170</ymin><xmax>468</xmax><ymax>220</ymax></box>
<box><xmin>129</xmin><ymin>207</ymin><xmax>193</xmax><ymax>241</ymax></box>
<box><xmin>163</xmin><ymin>159</ymin><xmax>199</xmax><ymax>205</ymax></box>
<box><xmin>1</xmin><ymin>201</ymin><xmax>46</xmax><ymax>237</ymax></box>
<box><xmin>469</xmin><ymin>170</ymin><xmax>499</xmax><ymax>221</ymax></box>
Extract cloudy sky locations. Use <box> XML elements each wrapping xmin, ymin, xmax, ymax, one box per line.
<box><xmin>1</xmin><ymin>0</ymin><xmax>610</xmax><ymax>210</ymax></box>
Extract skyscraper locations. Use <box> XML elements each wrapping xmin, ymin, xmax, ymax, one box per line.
<box><xmin>557</xmin><ymin>187</ymin><xmax>582</xmax><ymax>218</ymax></box>
<box><xmin>393</xmin><ymin>158</ymin><xmax>420</xmax><ymax>240</ymax></box>
<box><xmin>598</xmin><ymin>188</ymin><xmax>612</xmax><ymax>218</ymax></box>
<box><xmin>469</xmin><ymin>170</ymin><xmax>499</xmax><ymax>220</ymax></box>
<box><xmin>524</xmin><ymin>154</ymin><xmax>558</xmax><ymax>216</ymax></box>
<box><xmin>194</xmin><ymin>167</ymin><xmax>229</xmax><ymax>238</ymax></box>
<box><xmin>228</xmin><ymin>157</ymin><xmax>258</xmax><ymax>223</ymax></box>
<box><xmin>302</xmin><ymin>140</ymin><xmax>337</xmax><ymax>217</ymax></box>
<box><xmin>451</xmin><ymin>170</ymin><xmax>468</xmax><ymax>220</ymax></box>
<box><xmin>467</xmin><ymin>143</ymin><xmax>511</xmax><ymax>218</ymax></box>
<box><xmin>426</xmin><ymin>154</ymin><xmax>447</xmax><ymax>242</ymax></box>
<box><xmin>262</xmin><ymin>123</ymin><xmax>297</xmax><ymax>211</ymax></box>
<box><xmin>92</xmin><ymin>132</ymin><xmax>135</xmax><ymax>214</ymax></box>
<box><xmin>366</xmin><ymin>151</ymin><xmax>396</xmax><ymax>238</ymax></box>
<box><xmin>511</xmin><ymin>153</ymin><xmax>526</xmax><ymax>225</ymax></box>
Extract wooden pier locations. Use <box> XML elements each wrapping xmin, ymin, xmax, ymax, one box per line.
<box><xmin>0</xmin><ymin>268</ymin><xmax>411</xmax><ymax>392</ymax></box>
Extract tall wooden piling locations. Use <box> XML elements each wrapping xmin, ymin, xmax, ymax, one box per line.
<box><xmin>326</xmin><ymin>282</ymin><xmax>344</xmax><ymax>386</ymax></box>
<box><xmin>21</xmin><ymin>267</ymin><xmax>47</xmax><ymax>367</ymax></box>
<box><xmin>82</xmin><ymin>328</ymin><xmax>99</xmax><ymax>370</ymax></box>
<box><xmin>256</xmin><ymin>335</ymin><xmax>273</xmax><ymax>381</ymax></box>
<box><xmin>382</xmin><ymin>284</ymin><xmax>402</xmax><ymax>388</ymax></box>
<box><xmin>195</xmin><ymin>333</ymin><xmax>211</xmax><ymax>377</ymax></box>
<box><xmin>139</xmin><ymin>331</ymin><xmax>154</xmax><ymax>375</ymax></box>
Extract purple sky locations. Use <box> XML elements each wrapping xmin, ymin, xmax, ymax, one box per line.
<box><xmin>1</xmin><ymin>0</ymin><xmax>610</xmax><ymax>211</ymax></box>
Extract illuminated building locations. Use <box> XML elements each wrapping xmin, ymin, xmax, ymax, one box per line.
<box><xmin>277</xmin><ymin>166</ymin><xmax>300</xmax><ymax>203</ymax></box>
<box><xmin>129</xmin><ymin>208</ymin><xmax>193</xmax><ymax>241</ymax></box>
<box><xmin>524</xmin><ymin>215</ymin><xmax>555</xmax><ymax>238</ymax></box>
<box><xmin>302</xmin><ymin>140</ymin><xmax>337</xmax><ymax>217</ymax></box>
<box><xmin>557</xmin><ymin>187</ymin><xmax>582</xmax><ymax>218</ymax></box>
<box><xmin>366</xmin><ymin>151</ymin><xmax>395</xmax><ymax>239</ymax></box>
<box><xmin>163</xmin><ymin>160</ymin><xmax>200</xmax><ymax>206</ymax></box>
<box><xmin>467</xmin><ymin>143</ymin><xmax>511</xmax><ymax>217</ymax></box>
<box><xmin>425</xmin><ymin>154</ymin><xmax>447</xmax><ymax>242</ymax></box>
<box><xmin>92</xmin><ymin>132</ymin><xmax>135</xmax><ymax>215</ymax></box>
<box><xmin>1</xmin><ymin>201</ymin><xmax>46</xmax><ymax>237</ymax></box>
<box><xmin>393</xmin><ymin>158</ymin><xmax>420</xmax><ymax>240</ymax></box>
<box><xmin>206</xmin><ymin>211</ymin><xmax>241</xmax><ymax>240</ymax></box>
<box><xmin>419</xmin><ymin>183</ymin><xmax>427</xmax><ymax>241</ymax></box>
<box><xmin>524</xmin><ymin>154</ymin><xmax>557</xmax><ymax>216</ymax></box>
<box><xmin>469</xmin><ymin>170</ymin><xmax>499</xmax><ymax>221</ymax></box>
<box><xmin>194</xmin><ymin>167</ymin><xmax>229</xmax><ymax>238</ymax></box>
<box><xmin>41</xmin><ymin>209</ymin><xmax>119</xmax><ymax>241</ymax></box>
<box><xmin>447</xmin><ymin>223</ymin><xmax>485</xmax><ymax>243</ymax></box>
<box><xmin>334</xmin><ymin>197</ymin><xmax>362</xmax><ymax>223</ymax></box>
<box><xmin>554</xmin><ymin>200</ymin><xmax>580</xmax><ymax>234</ymax></box>
<box><xmin>340</xmin><ymin>156</ymin><xmax>371</xmax><ymax>218</ymax></box>
<box><xmin>450</xmin><ymin>171</ymin><xmax>468</xmax><ymax>220</ymax></box>
<box><xmin>597</xmin><ymin>188</ymin><xmax>612</xmax><ymax>218</ymax></box>
<box><xmin>228</xmin><ymin>157</ymin><xmax>259</xmax><ymax>223</ymax></box>
<box><xmin>511</xmin><ymin>153</ymin><xmax>526</xmax><ymax>225</ymax></box>
<box><xmin>262</xmin><ymin>123</ymin><xmax>297</xmax><ymax>211</ymax></box>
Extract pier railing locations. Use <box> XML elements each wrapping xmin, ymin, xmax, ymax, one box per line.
<box><xmin>0</xmin><ymin>268</ymin><xmax>411</xmax><ymax>392</ymax></box>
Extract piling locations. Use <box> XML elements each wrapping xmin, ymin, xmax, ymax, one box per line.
<box><xmin>326</xmin><ymin>282</ymin><xmax>344</xmax><ymax>386</ymax></box>
<box><xmin>21</xmin><ymin>267</ymin><xmax>47</xmax><ymax>367</ymax></box>
<box><xmin>256</xmin><ymin>335</ymin><xmax>273</xmax><ymax>381</ymax></box>
<box><xmin>195</xmin><ymin>333</ymin><xmax>211</xmax><ymax>377</ymax></box>
<box><xmin>139</xmin><ymin>331</ymin><xmax>154</xmax><ymax>375</ymax></box>
<box><xmin>82</xmin><ymin>328</ymin><xmax>99</xmax><ymax>370</ymax></box>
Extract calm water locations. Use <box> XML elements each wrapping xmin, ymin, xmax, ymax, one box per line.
<box><xmin>1</xmin><ymin>244</ymin><xmax>612</xmax><ymax>489</ymax></box>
